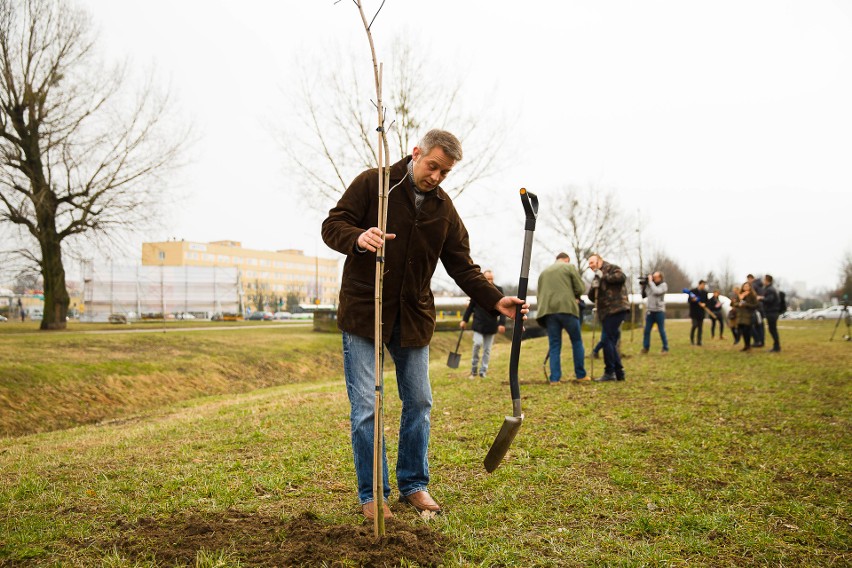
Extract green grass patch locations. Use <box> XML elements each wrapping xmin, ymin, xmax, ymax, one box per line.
<box><xmin>0</xmin><ymin>320</ymin><xmax>849</xmax><ymax>566</ymax></box>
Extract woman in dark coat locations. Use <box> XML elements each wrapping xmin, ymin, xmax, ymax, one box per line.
<box><xmin>731</xmin><ymin>282</ymin><xmax>759</xmax><ymax>351</ymax></box>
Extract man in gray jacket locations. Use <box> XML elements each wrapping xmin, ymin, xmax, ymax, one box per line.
<box><xmin>641</xmin><ymin>271</ymin><xmax>669</xmax><ymax>354</ymax></box>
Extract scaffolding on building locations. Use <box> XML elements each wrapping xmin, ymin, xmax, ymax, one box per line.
<box><xmin>81</xmin><ymin>262</ymin><xmax>243</xmax><ymax>322</ymax></box>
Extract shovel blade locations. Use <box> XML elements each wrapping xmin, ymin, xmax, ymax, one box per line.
<box><xmin>483</xmin><ymin>415</ymin><xmax>524</xmax><ymax>472</ymax></box>
<box><xmin>447</xmin><ymin>352</ymin><xmax>462</xmax><ymax>369</ymax></box>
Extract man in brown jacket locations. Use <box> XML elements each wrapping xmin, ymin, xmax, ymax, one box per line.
<box><xmin>321</xmin><ymin>129</ymin><xmax>527</xmax><ymax>520</ymax></box>
<box><xmin>588</xmin><ymin>253</ymin><xmax>630</xmax><ymax>382</ymax></box>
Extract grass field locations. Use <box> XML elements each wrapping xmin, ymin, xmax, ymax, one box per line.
<box><xmin>1</xmin><ymin>320</ymin><xmax>850</xmax><ymax>566</ymax></box>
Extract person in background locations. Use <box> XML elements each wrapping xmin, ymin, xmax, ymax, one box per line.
<box><xmin>536</xmin><ymin>253</ymin><xmax>587</xmax><ymax>384</ymax></box>
<box><xmin>748</xmin><ymin>274</ymin><xmax>766</xmax><ymax>347</ymax></box>
<box><xmin>588</xmin><ymin>253</ymin><xmax>630</xmax><ymax>382</ymax></box>
<box><xmin>641</xmin><ymin>271</ymin><xmax>669</xmax><ymax>354</ymax></box>
<box><xmin>708</xmin><ymin>289</ymin><xmax>725</xmax><ymax>340</ymax></box>
<box><xmin>460</xmin><ymin>269</ymin><xmax>506</xmax><ymax>378</ymax></box>
<box><xmin>728</xmin><ymin>286</ymin><xmax>741</xmax><ymax>344</ymax></box>
<box><xmin>761</xmin><ymin>274</ymin><xmax>782</xmax><ymax>353</ymax></box>
<box><xmin>688</xmin><ymin>280</ymin><xmax>710</xmax><ymax>346</ymax></box>
<box><xmin>732</xmin><ymin>281</ymin><xmax>759</xmax><ymax>351</ymax></box>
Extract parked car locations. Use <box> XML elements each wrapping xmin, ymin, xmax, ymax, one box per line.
<box><xmin>0</xmin><ymin>314</ymin><xmax>7</xmax><ymax>322</ymax></box>
<box><xmin>108</xmin><ymin>313</ymin><xmax>128</xmax><ymax>324</ymax></box>
<box><xmin>809</xmin><ymin>305</ymin><xmax>850</xmax><ymax>320</ymax></box>
<box><xmin>175</xmin><ymin>312</ymin><xmax>196</xmax><ymax>320</ymax></box>
<box><xmin>272</xmin><ymin>311</ymin><xmax>292</xmax><ymax>320</ymax></box>
<box><xmin>780</xmin><ymin>310</ymin><xmax>806</xmax><ymax>320</ymax></box>
<box><xmin>248</xmin><ymin>311</ymin><xmax>273</xmax><ymax>321</ymax></box>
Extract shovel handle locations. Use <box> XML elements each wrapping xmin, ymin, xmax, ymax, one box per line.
<box><xmin>509</xmin><ymin>188</ymin><xmax>537</xmax><ymax>414</ymax></box>
<box><xmin>454</xmin><ymin>327</ymin><xmax>465</xmax><ymax>352</ymax></box>
<box><xmin>520</xmin><ymin>187</ymin><xmax>539</xmax><ymax>229</ymax></box>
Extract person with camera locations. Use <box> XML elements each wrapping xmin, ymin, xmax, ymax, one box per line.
<box><xmin>688</xmin><ymin>280</ymin><xmax>710</xmax><ymax>346</ymax></box>
<box><xmin>588</xmin><ymin>254</ymin><xmax>630</xmax><ymax>382</ymax></box>
<box><xmin>708</xmin><ymin>289</ymin><xmax>725</xmax><ymax>340</ymax></box>
<box><xmin>641</xmin><ymin>271</ymin><xmax>669</xmax><ymax>354</ymax></box>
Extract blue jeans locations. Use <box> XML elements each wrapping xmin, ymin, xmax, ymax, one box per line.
<box><xmin>643</xmin><ymin>311</ymin><xmax>669</xmax><ymax>351</ymax></box>
<box><xmin>471</xmin><ymin>331</ymin><xmax>496</xmax><ymax>375</ymax></box>
<box><xmin>602</xmin><ymin>311</ymin><xmax>629</xmax><ymax>377</ymax></box>
<box><xmin>342</xmin><ymin>324</ymin><xmax>432</xmax><ymax>505</ymax></box>
<box><xmin>545</xmin><ymin>313</ymin><xmax>586</xmax><ymax>381</ymax></box>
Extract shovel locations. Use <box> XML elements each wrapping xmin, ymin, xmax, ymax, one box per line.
<box><xmin>447</xmin><ymin>328</ymin><xmax>465</xmax><ymax>368</ymax></box>
<box><xmin>484</xmin><ymin>187</ymin><xmax>538</xmax><ymax>473</ymax></box>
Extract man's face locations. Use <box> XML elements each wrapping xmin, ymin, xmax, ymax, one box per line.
<box><xmin>652</xmin><ymin>272</ymin><xmax>662</xmax><ymax>284</ymax></box>
<box><xmin>411</xmin><ymin>146</ymin><xmax>455</xmax><ymax>192</ymax></box>
<box><xmin>588</xmin><ymin>256</ymin><xmax>601</xmax><ymax>271</ymax></box>
<box><xmin>698</xmin><ymin>282</ymin><xmax>706</xmax><ymax>290</ymax></box>
<box><xmin>484</xmin><ymin>271</ymin><xmax>494</xmax><ymax>284</ymax></box>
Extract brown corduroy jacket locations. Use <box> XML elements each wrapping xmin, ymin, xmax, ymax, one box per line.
<box><xmin>588</xmin><ymin>260</ymin><xmax>630</xmax><ymax>319</ymax></box>
<box><xmin>321</xmin><ymin>156</ymin><xmax>504</xmax><ymax>347</ymax></box>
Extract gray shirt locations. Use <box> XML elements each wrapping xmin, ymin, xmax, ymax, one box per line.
<box><xmin>646</xmin><ymin>279</ymin><xmax>668</xmax><ymax>312</ymax></box>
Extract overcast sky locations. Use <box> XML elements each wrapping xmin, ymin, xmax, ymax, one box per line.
<box><xmin>78</xmin><ymin>0</ymin><xmax>852</xmax><ymax>294</ymax></box>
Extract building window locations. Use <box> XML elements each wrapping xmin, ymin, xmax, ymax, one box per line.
<box><xmin>159</xmin><ymin>251</ymin><xmax>166</xmax><ymax>261</ymax></box>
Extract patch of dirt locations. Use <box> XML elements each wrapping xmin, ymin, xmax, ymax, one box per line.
<box><xmin>105</xmin><ymin>508</ymin><xmax>448</xmax><ymax>567</ymax></box>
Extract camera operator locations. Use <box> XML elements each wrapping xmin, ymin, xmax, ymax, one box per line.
<box><xmin>708</xmin><ymin>289</ymin><xmax>725</xmax><ymax>340</ymax></box>
<box><xmin>688</xmin><ymin>280</ymin><xmax>710</xmax><ymax>346</ymax></box>
<box><xmin>641</xmin><ymin>271</ymin><xmax>669</xmax><ymax>354</ymax></box>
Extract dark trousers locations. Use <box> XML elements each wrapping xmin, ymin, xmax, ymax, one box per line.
<box><xmin>737</xmin><ymin>324</ymin><xmax>752</xmax><ymax>349</ymax></box>
<box><xmin>753</xmin><ymin>313</ymin><xmax>766</xmax><ymax>346</ymax></box>
<box><xmin>766</xmin><ymin>314</ymin><xmax>780</xmax><ymax>350</ymax></box>
<box><xmin>690</xmin><ymin>316</ymin><xmax>705</xmax><ymax>345</ymax></box>
<box><xmin>710</xmin><ymin>311</ymin><xmax>724</xmax><ymax>338</ymax></box>
<box><xmin>602</xmin><ymin>311</ymin><xmax>629</xmax><ymax>377</ymax></box>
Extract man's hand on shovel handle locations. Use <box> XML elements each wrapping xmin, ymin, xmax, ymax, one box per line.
<box><xmin>496</xmin><ymin>297</ymin><xmax>529</xmax><ymax>322</ymax></box>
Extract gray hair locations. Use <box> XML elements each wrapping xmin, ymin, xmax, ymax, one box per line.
<box><xmin>418</xmin><ymin>129</ymin><xmax>463</xmax><ymax>162</ymax></box>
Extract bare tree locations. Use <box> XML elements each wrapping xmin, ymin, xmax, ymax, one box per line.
<box><xmin>280</xmin><ymin>34</ymin><xmax>507</xmax><ymax>212</ymax></box>
<box><xmin>0</xmin><ymin>0</ymin><xmax>187</xmax><ymax>329</ymax></box>
<box><xmin>542</xmin><ymin>184</ymin><xmax>633</xmax><ymax>275</ymax></box>
<box><xmin>646</xmin><ymin>250</ymin><xmax>691</xmax><ymax>292</ymax></box>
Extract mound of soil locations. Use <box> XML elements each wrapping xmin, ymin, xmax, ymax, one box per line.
<box><xmin>107</xmin><ymin>508</ymin><xmax>447</xmax><ymax>567</ymax></box>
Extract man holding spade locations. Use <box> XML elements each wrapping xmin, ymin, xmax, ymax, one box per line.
<box><xmin>322</xmin><ymin>129</ymin><xmax>528</xmax><ymax>520</ymax></box>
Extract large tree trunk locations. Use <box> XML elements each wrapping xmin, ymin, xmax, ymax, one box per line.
<box><xmin>39</xmin><ymin>232</ymin><xmax>69</xmax><ymax>330</ymax></box>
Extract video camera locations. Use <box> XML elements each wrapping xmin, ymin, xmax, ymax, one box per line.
<box><xmin>638</xmin><ymin>276</ymin><xmax>649</xmax><ymax>286</ymax></box>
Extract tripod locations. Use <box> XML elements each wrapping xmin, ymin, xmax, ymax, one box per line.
<box><xmin>829</xmin><ymin>301</ymin><xmax>851</xmax><ymax>341</ymax></box>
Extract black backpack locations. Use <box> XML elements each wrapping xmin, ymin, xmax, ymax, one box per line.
<box><xmin>778</xmin><ymin>290</ymin><xmax>787</xmax><ymax>314</ymax></box>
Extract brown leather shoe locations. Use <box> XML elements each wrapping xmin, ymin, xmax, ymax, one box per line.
<box><xmin>361</xmin><ymin>501</ymin><xmax>393</xmax><ymax>520</ymax></box>
<box><xmin>399</xmin><ymin>491</ymin><xmax>442</xmax><ymax>514</ymax></box>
